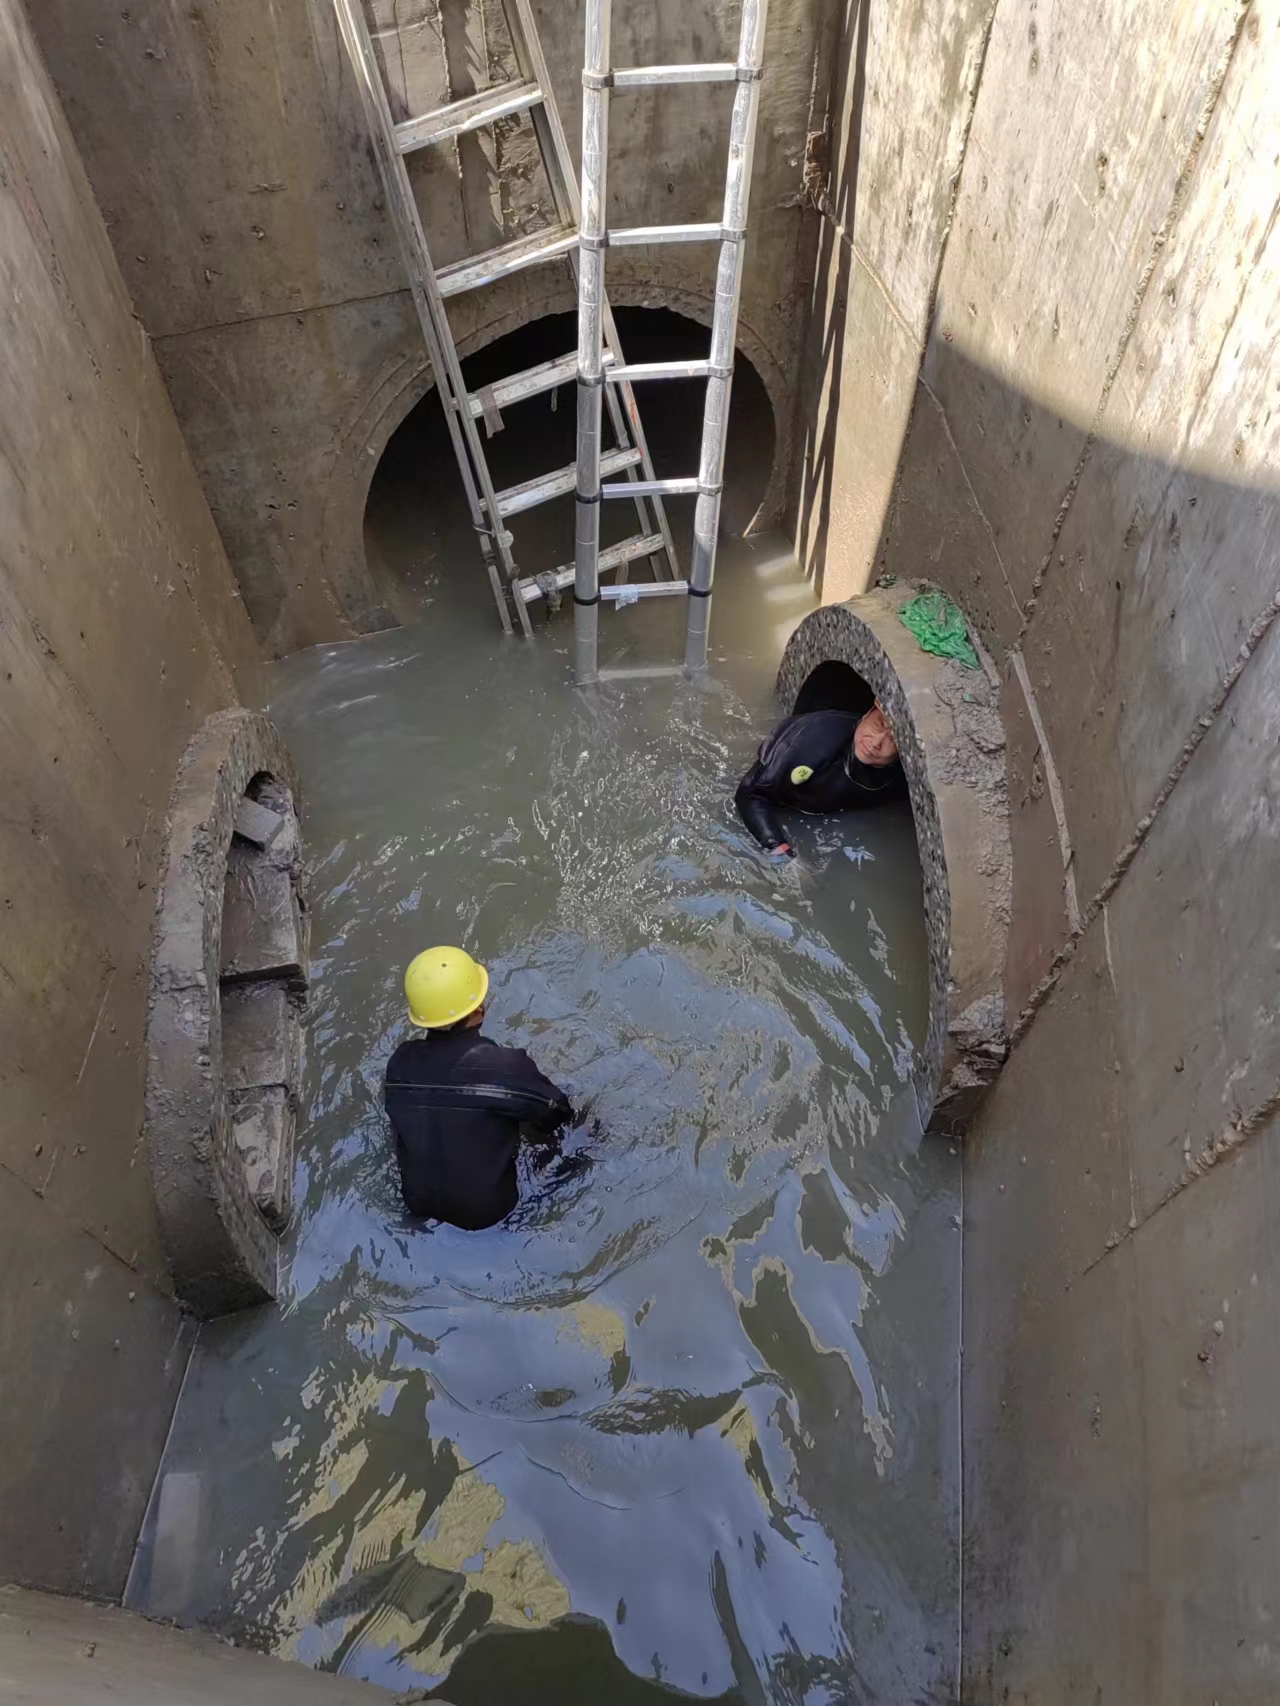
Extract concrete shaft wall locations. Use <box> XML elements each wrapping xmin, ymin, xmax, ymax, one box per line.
<box><xmin>796</xmin><ymin>0</ymin><xmax>1280</xmax><ymax>1697</ymax></box>
<box><xmin>28</xmin><ymin>0</ymin><xmax>823</xmax><ymax>656</ymax></box>
<box><xmin>0</xmin><ymin>1586</ymin><xmax>390</xmax><ymax>1704</ymax></box>
<box><xmin>0</xmin><ymin>0</ymin><xmax>260</xmax><ymax>1600</ymax></box>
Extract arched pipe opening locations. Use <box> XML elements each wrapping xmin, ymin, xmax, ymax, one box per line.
<box><xmin>361</xmin><ymin>307</ymin><xmax>777</xmax><ymax>627</ymax></box>
<box><xmin>778</xmin><ymin>590</ymin><xmax>1013</xmax><ymax>1136</ymax></box>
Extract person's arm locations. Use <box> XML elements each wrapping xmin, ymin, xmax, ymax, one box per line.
<box><xmin>734</xmin><ymin>727</ymin><xmax>797</xmax><ymax>855</ymax></box>
<box><xmin>501</xmin><ymin>1048</ymin><xmax>574</xmax><ymax>1142</ymax></box>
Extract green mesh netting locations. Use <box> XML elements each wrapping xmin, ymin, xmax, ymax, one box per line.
<box><xmin>899</xmin><ymin>591</ymin><xmax>980</xmax><ymax>670</ymax></box>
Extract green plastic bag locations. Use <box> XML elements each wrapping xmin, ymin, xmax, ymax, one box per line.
<box><xmin>899</xmin><ymin>591</ymin><xmax>980</xmax><ymax>670</ymax></box>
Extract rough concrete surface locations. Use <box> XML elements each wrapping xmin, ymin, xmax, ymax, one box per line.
<box><xmin>0</xmin><ymin>0</ymin><xmax>261</xmax><ymax>1600</ymax></box>
<box><xmin>29</xmin><ymin>0</ymin><xmax>823</xmax><ymax>654</ymax></box>
<box><xmin>145</xmin><ymin>710</ymin><xmax>307</xmax><ymax>1317</ymax></box>
<box><xmin>912</xmin><ymin>0</ymin><xmax>1248</xmax><ymax>633</ymax></box>
<box><xmin>782</xmin><ymin>0</ymin><xmax>1280</xmax><ymax>1691</ymax></box>
<box><xmin>790</xmin><ymin>0</ymin><xmax>993</xmax><ymax>602</ymax></box>
<box><xmin>0</xmin><ymin>1191</ymin><xmax>195</xmax><ymax>1604</ymax></box>
<box><xmin>0</xmin><ymin>1585</ymin><xmax>394</xmax><ymax>1704</ymax></box>
<box><xmin>896</xmin><ymin>2</ymin><xmax>1280</xmax><ymax>1691</ymax></box>
<box><xmin>777</xmin><ymin>585</ymin><xmax>1011</xmax><ymax>1130</ymax></box>
<box><xmin>229</xmin><ymin>1086</ymin><xmax>295</xmax><ymax>1233</ymax></box>
<box><xmin>1018</xmin><ymin>0</ymin><xmax>1280</xmax><ymax>898</ymax></box>
<box><xmin>221</xmin><ymin>844</ymin><xmax>306</xmax><ymax>985</ymax></box>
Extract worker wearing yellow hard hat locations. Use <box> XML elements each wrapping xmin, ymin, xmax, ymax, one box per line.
<box><xmin>403</xmin><ymin>945</ymin><xmax>489</xmax><ymax>1028</ymax></box>
<box><xmin>384</xmin><ymin>946</ymin><xmax>574</xmax><ymax>1229</ymax></box>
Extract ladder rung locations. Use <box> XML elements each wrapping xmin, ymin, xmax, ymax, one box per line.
<box><xmin>437</xmin><ymin>227</ymin><xmax>578</xmax><ymax>299</ymax></box>
<box><xmin>468</xmin><ymin>351</ymin><xmax>616</xmax><ymax>418</ymax></box>
<box><xmin>517</xmin><ymin>532</ymin><xmax>664</xmax><ymax>604</ymax></box>
<box><xmin>597</xmin><ymin>665</ymin><xmax>689</xmax><ymax>681</ymax></box>
<box><xmin>602</xmin><ymin>477</ymin><xmax>699</xmax><ymax>499</ymax></box>
<box><xmin>493</xmin><ymin>447</ymin><xmax>642</xmax><ymax>518</ymax></box>
<box><xmin>611</xmin><ymin>63</ymin><xmax>738</xmax><ymax>88</ymax></box>
<box><xmin>608</xmin><ymin>223</ymin><xmax>722</xmax><ymax>247</ymax></box>
<box><xmin>395</xmin><ymin>78</ymin><xmax>543</xmax><ymax>152</ymax></box>
<box><xmin>601</xmin><ymin>580</ymin><xmax>691</xmax><ymax>601</ymax></box>
<box><xmin>606</xmin><ymin>360</ymin><xmax>712</xmax><ymax>383</ymax></box>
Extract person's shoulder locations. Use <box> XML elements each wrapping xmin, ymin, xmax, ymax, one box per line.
<box><xmin>467</xmin><ymin>1034</ymin><xmax>531</xmax><ymax>1069</ymax></box>
<box><xmin>386</xmin><ymin>1035</ymin><xmax>430</xmax><ymax>1076</ymax></box>
<box><xmin>758</xmin><ymin>711</ymin><xmax>807</xmax><ymax>756</ymax></box>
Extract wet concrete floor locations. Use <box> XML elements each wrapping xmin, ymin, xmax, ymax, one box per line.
<box><xmin>128</xmin><ymin>348</ymin><xmax>960</xmax><ymax>1704</ymax></box>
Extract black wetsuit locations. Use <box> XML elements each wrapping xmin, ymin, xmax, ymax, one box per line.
<box><xmin>384</xmin><ymin>1028</ymin><xmax>572</xmax><ymax>1229</ymax></box>
<box><xmin>734</xmin><ymin>709</ymin><xmax>907</xmax><ymax>852</ymax></box>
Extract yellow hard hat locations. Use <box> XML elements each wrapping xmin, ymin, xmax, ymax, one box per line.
<box><xmin>404</xmin><ymin>946</ymin><xmax>489</xmax><ymax>1028</ymax></box>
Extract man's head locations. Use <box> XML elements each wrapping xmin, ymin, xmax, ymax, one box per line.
<box><xmin>852</xmin><ymin>704</ymin><xmax>899</xmax><ymax>768</ymax></box>
<box><xmin>404</xmin><ymin>946</ymin><xmax>489</xmax><ymax>1028</ymax></box>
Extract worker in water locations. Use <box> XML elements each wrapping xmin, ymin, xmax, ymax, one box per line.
<box><xmin>735</xmin><ymin>700</ymin><xmax>907</xmax><ymax>857</ymax></box>
<box><xmin>384</xmin><ymin>946</ymin><xmax>574</xmax><ymax>1230</ymax></box>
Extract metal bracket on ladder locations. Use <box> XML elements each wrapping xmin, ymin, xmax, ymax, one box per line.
<box><xmin>331</xmin><ymin>0</ymin><xmax>681</xmax><ymax>638</ymax></box>
<box><xmin>573</xmin><ymin>0</ymin><xmax>770</xmax><ymax>685</ymax></box>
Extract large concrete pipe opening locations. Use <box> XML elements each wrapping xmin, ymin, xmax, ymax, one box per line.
<box><xmin>363</xmin><ymin>308</ymin><xmax>776</xmax><ymax>624</ymax></box>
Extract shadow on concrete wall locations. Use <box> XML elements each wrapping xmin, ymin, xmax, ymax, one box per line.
<box><xmin>837</xmin><ymin>324</ymin><xmax>1280</xmax><ymax>1705</ymax></box>
<box><xmin>811</xmin><ymin>323</ymin><xmax>1280</xmax><ymax>1035</ymax></box>
<box><xmin>790</xmin><ymin>0</ymin><xmax>873</xmax><ymax>603</ymax></box>
<box><xmin>362</xmin><ymin>307</ymin><xmax>777</xmax><ymax>625</ymax></box>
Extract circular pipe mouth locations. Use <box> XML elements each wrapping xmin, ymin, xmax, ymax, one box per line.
<box><xmin>361</xmin><ymin>305</ymin><xmax>777</xmax><ymax>619</ymax></box>
<box><xmin>778</xmin><ymin>595</ymin><xmax>1013</xmax><ymax>1138</ymax></box>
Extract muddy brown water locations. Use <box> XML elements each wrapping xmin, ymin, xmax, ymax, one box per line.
<box><xmin>128</xmin><ymin>357</ymin><xmax>959</xmax><ymax>1703</ymax></box>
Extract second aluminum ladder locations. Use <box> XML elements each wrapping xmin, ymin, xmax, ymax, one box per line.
<box><xmin>331</xmin><ymin>0</ymin><xmax>680</xmax><ymax>636</ymax></box>
<box><xmin>573</xmin><ymin>0</ymin><xmax>770</xmax><ymax>683</ymax></box>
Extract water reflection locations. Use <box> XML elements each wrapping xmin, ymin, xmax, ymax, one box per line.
<box><xmin>128</xmin><ymin>541</ymin><xmax>958</xmax><ymax>1704</ymax></box>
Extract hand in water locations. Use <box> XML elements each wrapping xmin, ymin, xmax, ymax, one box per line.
<box><xmin>768</xmin><ymin>842</ymin><xmax>795</xmax><ymax>863</ymax></box>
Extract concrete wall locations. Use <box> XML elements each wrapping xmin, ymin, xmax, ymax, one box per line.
<box><xmin>0</xmin><ymin>1586</ymin><xmax>389</xmax><ymax>1704</ymax></box>
<box><xmin>29</xmin><ymin>0</ymin><xmax>823</xmax><ymax>656</ymax></box>
<box><xmin>796</xmin><ymin>0</ymin><xmax>1280</xmax><ymax>1696</ymax></box>
<box><xmin>789</xmin><ymin>0</ymin><xmax>995</xmax><ymax>601</ymax></box>
<box><xmin>0</xmin><ymin>0</ymin><xmax>260</xmax><ymax>1599</ymax></box>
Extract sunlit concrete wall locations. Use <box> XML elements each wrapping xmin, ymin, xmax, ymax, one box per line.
<box><xmin>796</xmin><ymin>0</ymin><xmax>1280</xmax><ymax>1697</ymax></box>
<box><xmin>0</xmin><ymin>0</ymin><xmax>260</xmax><ymax>1599</ymax></box>
<box><xmin>28</xmin><ymin>0</ymin><xmax>823</xmax><ymax>656</ymax></box>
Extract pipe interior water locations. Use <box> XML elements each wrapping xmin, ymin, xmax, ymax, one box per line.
<box><xmin>125</xmin><ymin>321</ymin><xmax>961</xmax><ymax>1701</ymax></box>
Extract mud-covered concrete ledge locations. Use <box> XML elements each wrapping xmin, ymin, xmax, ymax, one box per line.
<box><xmin>777</xmin><ymin>588</ymin><xmax>1012</xmax><ymax>1134</ymax></box>
<box><xmin>144</xmin><ymin>709</ymin><xmax>309</xmax><ymax>1318</ymax></box>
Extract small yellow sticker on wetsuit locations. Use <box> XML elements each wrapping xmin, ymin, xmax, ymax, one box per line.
<box><xmin>789</xmin><ymin>765</ymin><xmax>814</xmax><ymax>784</ymax></box>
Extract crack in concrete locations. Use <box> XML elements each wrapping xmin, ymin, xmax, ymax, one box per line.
<box><xmin>1080</xmin><ymin>1083</ymin><xmax>1280</xmax><ymax>1280</ymax></box>
<box><xmin>151</xmin><ymin>284</ymin><xmax>411</xmax><ymax>347</ymax></box>
<box><xmin>918</xmin><ymin>374</ymin><xmax>1024</xmax><ymax>626</ymax></box>
<box><xmin>1008</xmin><ymin>587</ymin><xmax>1280</xmax><ymax>1050</ymax></box>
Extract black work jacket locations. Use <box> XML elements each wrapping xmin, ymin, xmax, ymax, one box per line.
<box><xmin>384</xmin><ymin>1029</ymin><xmax>572</xmax><ymax>1229</ymax></box>
<box><xmin>734</xmin><ymin>710</ymin><xmax>907</xmax><ymax>851</ymax></box>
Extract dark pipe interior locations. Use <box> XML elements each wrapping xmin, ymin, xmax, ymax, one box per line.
<box><xmin>364</xmin><ymin>307</ymin><xmax>775</xmax><ymax>617</ymax></box>
<box><xmin>793</xmin><ymin>659</ymin><xmax>876</xmax><ymax>718</ymax></box>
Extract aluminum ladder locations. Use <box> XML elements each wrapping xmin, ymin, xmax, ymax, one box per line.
<box><xmin>574</xmin><ymin>0</ymin><xmax>770</xmax><ymax>683</ymax></box>
<box><xmin>331</xmin><ymin>0</ymin><xmax>679</xmax><ymax>637</ymax></box>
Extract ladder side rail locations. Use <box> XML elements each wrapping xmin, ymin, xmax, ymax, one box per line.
<box><xmin>684</xmin><ymin>0</ymin><xmax>770</xmax><ymax>670</ymax></box>
<box><xmin>505</xmin><ymin>0</ymin><xmax>680</xmax><ymax>586</ymax></box>
<box><xmin>573</xmin><ymin>0</ymin><xmax>610</xmax><ymax>684</ymax></box>
<box><xmin>331</xmin><ymin>0</ymin><xmax>533</xmax><ymax>636</ymax></box>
